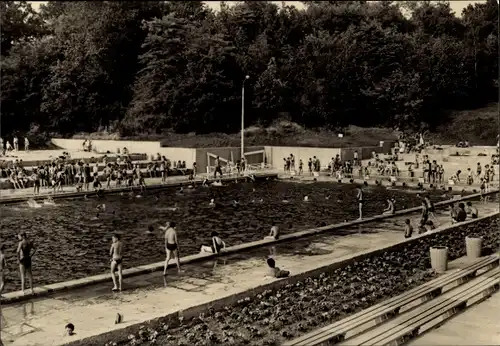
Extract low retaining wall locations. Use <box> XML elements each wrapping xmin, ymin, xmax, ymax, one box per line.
<box><xmin>65</xmin><ymin>212</ymin><xmax>500</xmax><ymax>346</ymax></box>
<box><xmin>51</xmin><ymin>139</ymin><xmax>197</xmax><ymax>167</ymax></box>
<box><xmin>1</xmin><ymin>189</ymin><xmax>496</xmax><ymax>304</ymax></box>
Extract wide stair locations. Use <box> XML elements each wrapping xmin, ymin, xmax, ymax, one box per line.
<box><xmin>284</xmin><ymin>254</ymin><xmax>500</xmax><ymax>346</ymax></box>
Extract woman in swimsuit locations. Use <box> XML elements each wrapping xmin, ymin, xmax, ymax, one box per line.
<box><xmin>110</xmin><ymin>234</ymin><xmax>123</xmax><ymax>291</ymax></box>
<box><xmin>17</xmin><ymin>232</ymin><xmax>35</xmax><ymax>294</ymax></box>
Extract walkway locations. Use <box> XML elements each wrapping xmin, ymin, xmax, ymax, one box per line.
<box><xmin>0</xmin><ymin>170</ymin><xmax>279</xmax><ymax>202</ymax></box>
<box><xmin>1</xmin><ymin>204</ymin><xmax>498</xmax><ymax>346</ymax></box>
<box><xmin>407</xmin><ymin>291</ymin><xmax>500</xmax><ymax>345</ymax></box>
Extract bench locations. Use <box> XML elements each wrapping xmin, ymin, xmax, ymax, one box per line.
<box><xmin>339</xmin><ymin>267</ymin><xmax>500</xmax><ymax>345</ymax></box>
<box><xmin>284</xmin><ymin>255</ymin><xmax>499</xmax><ymax>346</ymax></box>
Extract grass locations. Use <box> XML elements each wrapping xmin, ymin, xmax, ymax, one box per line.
<box><xmin>70</xmin><ymin>122</ymin><xmax>398</xmax><ymax>148</ymax></box>
<box><xmin>429</xmin><ymin>103</ymin><xmax>499</xmax><ymax>146</ymax></box>
<box><xmin>43</xmin><ymin>104</ymin><xmax>500</xmax><ymax>149</ymax></box>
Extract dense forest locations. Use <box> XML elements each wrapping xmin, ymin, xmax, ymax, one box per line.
<box><xmin>0</xmin><ymin>1</ymin><xmax>498</xmax><ymax>140</ymax></box>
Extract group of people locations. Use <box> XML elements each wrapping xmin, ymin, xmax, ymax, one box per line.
<box><xmin>403</xmin><ymin>194</ymin><xmax>480</xmax><ymax>239</ymax></box>
<box><xmin>108</xmin><ymin>220</ymin><xmax>284</xmax><ymax>292</ymax></box>
<box><xmin>283</xmin><ymin>154</ymin><xmax>322</xmax><ymax>175</ymax></box>
<box><xmin>0</xmin><ymin>232</ymin><xmax>36</xmax><ymax>295</ymax></box>
<box><xmin>461</xmin><ymin>162</ymin><xmax>496</xmax><ymax>188</ymax></box>
<box><xmin>0</xmin><ymin>136</ymin><xmax>29</xmax><ymax>155</ymax></box>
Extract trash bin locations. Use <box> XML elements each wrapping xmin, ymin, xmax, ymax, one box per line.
<box><xmin>430</xmin><ymin>246</ymin><xmax>448</xmax><ymax>273</ymax></box>
<box><xmin>466</xmin><ymin>237</ymin><xmax>483</xmax><ymax>259</ymax></box>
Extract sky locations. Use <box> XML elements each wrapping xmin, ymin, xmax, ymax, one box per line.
<box><xmin>29</xmin><ymin>1</ymin><xmax>487</xmax><ymax>17</ymax></box>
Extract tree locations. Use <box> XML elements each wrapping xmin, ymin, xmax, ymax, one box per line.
<box><xmin>1</xmin><ymin>0</ymin><xmax>498</xmax><ymax>138</ymax></box>
<box><xmin>0</xmin><ymin>1</ymin><xmax>45</xmax><ymax>56</ymax></box>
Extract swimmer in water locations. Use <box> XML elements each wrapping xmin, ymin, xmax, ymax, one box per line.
<box><xmin>166</xmin><ymin>204</ymin><xmax>178</xmax><ymax>211</ymax></box>
<box><xmin>325</xmin><ymin>195</ymin><xmax>330</xmax><ymax>200</ymax></box>
<box><xmin>232</xmin><ymin>200</ymin><xmax>239</xmax><ymax>206</ymax></box>
<box><xmin>145</xmin><ymin>225</ymin><xmax>154</xmax><ymax>234</ymax></box>
<box><xmin>110</xmin><ymin>234</ymin><xmax>123</xmax><ymax>291</ymax></box>
<box><xmin>96</xmin><ymin>203</ymin><xmax>106</xmax><ymax>211</ymax></box>
<box><xmin>209</xmin><ymin>199</ymin><xmax>216</xmax><ymax>207</ymax></box>
<box><xmin>27</xmin><ymin>199</ymin><xmax>41</xmax><ymax>208</ymax></box>
<box><xmin>162</xmin><ymin>222</ymin><xmax>181</xmax><ymax>276</ymax></box>
<box><xmin>303</xmin><ymin>196</ymin><xmax>309</xmax><ymax>202</ymax></box>
<box><xmin>44</xmin><ymin>197</ymin><xmax>56</xmax><ymax>205</ymax></box>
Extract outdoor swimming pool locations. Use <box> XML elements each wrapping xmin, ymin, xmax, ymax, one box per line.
<box><xmin>0</xmin><ymin>181</ymin><xmax>446</xmax><ymax>292</ymax></box>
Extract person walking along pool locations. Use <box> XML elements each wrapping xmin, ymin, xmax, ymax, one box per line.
<box><xmin>162</xmin><ymin>222</ymin><xmax>181</xmax><ymax>276</ymax></box>
<box><xmin>110</xmin><ymin>234</ymin><xmax>123</xmax><ymax>291</ymax></box>
<box><xmin>17</xmin><ymin>232</ymin><xmax>36</xmax><ymax>295</ymax></box>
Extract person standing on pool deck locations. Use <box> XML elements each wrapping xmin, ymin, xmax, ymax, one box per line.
<box><xmin>0</xmin><ymin>245</ymin><xmax>6</xmax><ymax>295</ymax></box>
<box><xmin>16</xmin><ymin>232</ymin><xmax>35</xmax><ymax>294</ymax></box>
<box><xmin>356</xmin><ymin>186</ymin><xmax>364</xmax><ymax>220</ymax></box>
<box><xmin>214</xmin><ymin>156</ymin><xmax>223</xmax><ymax>179</ymax></box>
<box><xmin>110</xmin><ymin>234</ymin><xmax>123</xmax><ymax>291</ymax></box>
<box><xmin>163</xmin><ymin>222</ymin><xmax>181</xmax><ymax>276</ymax></box>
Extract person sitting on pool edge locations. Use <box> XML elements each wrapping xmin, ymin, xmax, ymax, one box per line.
<box><xmin>382</xmin><ymin>198</ymin><xmax>395</xmax><ymax>215</ymax></box>
<box><xmin>266</xmin><ymin>258</ymin><xmax>289</xmax><ymax>278</ymax></box>
<box><xmin>264</xmin><ymin>223</ymin><xmax>280</xmax><ymax>240</ymax></box>
<box><xmin>404</xmin><ymin>219</ymin><xmax>413</xmax><ymax>239</ymax></box>
<box><xmin>465</xmin><ymin>201</ymin><xmax>478</xmax><ymax>219</ymax></box>
<box><xmin>200</xmin><ymin>231</ymin><xmax>226</xmax><ymax>254</ymax></box>
<box><xmin>452</xmin><ymin>203</ymin><xmax>467</xmax><ymax>223</ymax></box>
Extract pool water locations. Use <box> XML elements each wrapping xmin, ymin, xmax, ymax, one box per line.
<box><xmin>0</xmin><ymin>181</ymin><xmax>444</xmax><ymax>292</ymax></box>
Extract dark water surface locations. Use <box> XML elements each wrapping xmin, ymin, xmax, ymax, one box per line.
<box><xmin>0</xmin><ymin>181</ymin><xmax>444</xmax><ymax>292</ymax></box>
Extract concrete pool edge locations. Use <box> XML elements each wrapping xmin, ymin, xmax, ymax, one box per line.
<box><xmin>62</xmin><ymin>212</ymin><xmax>500</xmax><ymax>346</ymax></box>
<box><xmin>0</xmin><ymin>172</ymin><xmax>278</xmax><ymax>204</ymax></box>
<box><xmin>1</xmin><ymin>190</ymin><xmax>497</xmax><ymax>305</ymax></box>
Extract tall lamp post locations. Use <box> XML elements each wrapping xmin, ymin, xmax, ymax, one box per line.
<box><xmin>241</xmin><ymin>75</ymin><xmax>250</xmax><ymax>162</ymax></box>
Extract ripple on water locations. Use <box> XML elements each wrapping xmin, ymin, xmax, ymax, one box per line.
<box><xmin>0</xmin><ymin>181</ymin><xmax>446</xmax><ymax>292</ymax></box>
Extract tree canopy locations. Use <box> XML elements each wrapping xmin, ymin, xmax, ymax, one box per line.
<box><xmin>1</xmin><ymin>0</ymin><xmax>498</xmax><ymax>137</ymax></box>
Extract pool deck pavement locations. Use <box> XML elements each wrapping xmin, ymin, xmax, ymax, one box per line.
<box><xmin>407</xmin><ymin>290</ymin><xmax>500</xmax><ymax>345</ymax></box>
<box><xmin>1</xmin><ymin>203</ymin><xmax>498</xmax><ymax>346</ymax></box>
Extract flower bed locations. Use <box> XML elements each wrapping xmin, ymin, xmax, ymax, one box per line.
<box><xmin>77</xmin><ymin>216</ymin><xmax>499</xmax><ymax>346</ymax></box>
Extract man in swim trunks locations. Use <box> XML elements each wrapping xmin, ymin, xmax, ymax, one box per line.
<box><xmin>110</xmin><ymin>234</ymin><xmax>123</xmax><ymax>291</ymax></box>
<box><xmin>162</xmin><ymin>222</ymin><xmax>181</xmax><ymax>276</ymax></box>
<box><xmin>17</xmin><ymin>232</ymin><xmax>35</xmax><ymax>294</ymax></box>
<box><xmin>356</xmin><ymin>186</ymin><xmax>364</xmax><ymax>220</ymax></box>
